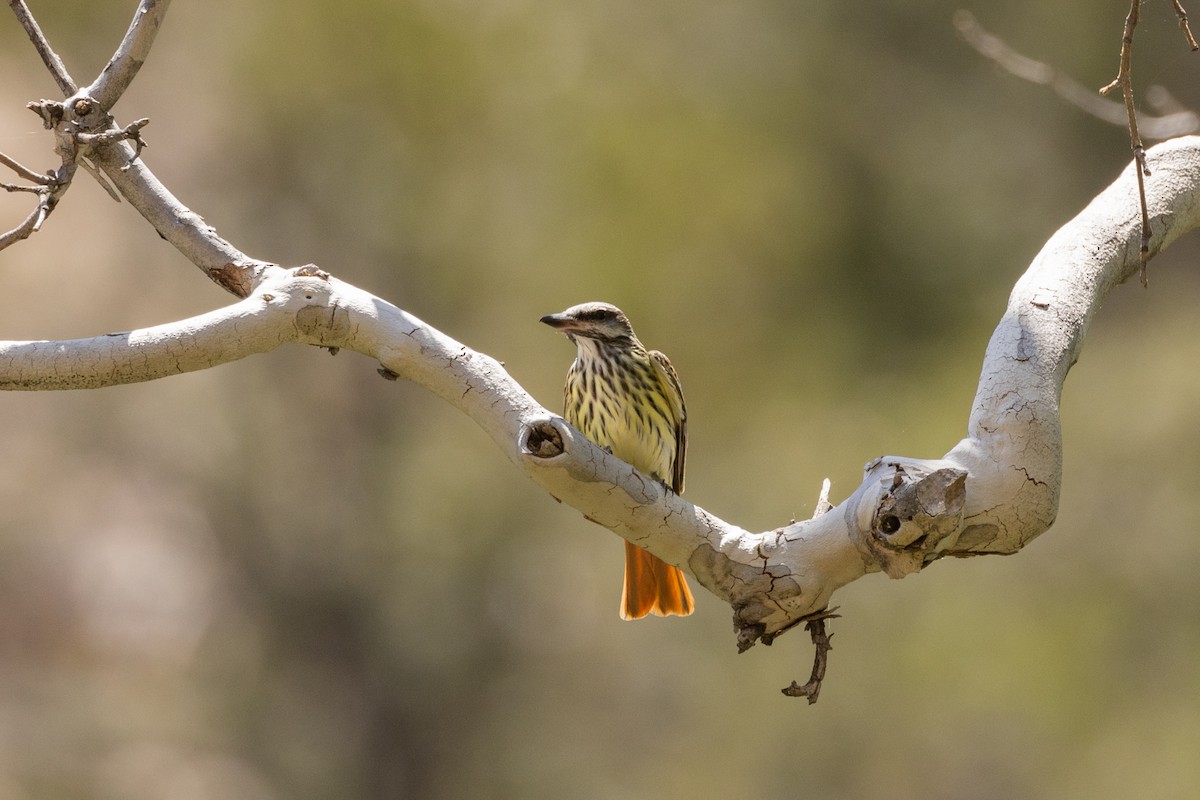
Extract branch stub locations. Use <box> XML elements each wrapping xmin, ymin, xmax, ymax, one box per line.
<box><xmin>522</xmin><ymin>418</ymin><xmax>565</xmax><ymax>458</ymax></box>
<box><xmin>858</xmin><ymin>459</ymin><xmax>968</xmax><ymax>578</ymax></box>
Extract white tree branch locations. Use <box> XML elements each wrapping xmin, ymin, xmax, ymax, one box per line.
<box><xmin>7</xmin><ymin>2</ymin><xmax>1200</xmax><ymax>695</ymax></box>
<box><xmin>4</xmin><ymin>136</ymin><xmax>1200</xmax><ymax>653</ymax></box>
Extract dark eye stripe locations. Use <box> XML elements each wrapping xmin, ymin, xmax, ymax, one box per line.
<box><xmin>575</xmin><ymin>308</ymin><xmax>617</xmax><ymax>322</ymax></box>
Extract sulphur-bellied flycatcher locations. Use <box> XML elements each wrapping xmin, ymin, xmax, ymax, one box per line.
<box><xmin>541</xmin><ymin>302</ymin><xmax>695</xmax><ymax>619</ymax></box>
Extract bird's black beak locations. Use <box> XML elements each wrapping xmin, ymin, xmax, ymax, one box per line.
<box><xmin>540</xmin><ymin>312</ymin><xmax>573</xmax><ymax>330</ymax></box>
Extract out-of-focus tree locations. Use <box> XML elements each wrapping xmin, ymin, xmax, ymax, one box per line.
<box><xmin>3</xmin><ymin>2</ymin><xmax>1200</xmax><ymax>799</ymax></box>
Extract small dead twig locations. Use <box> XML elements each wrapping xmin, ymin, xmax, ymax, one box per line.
<box><xmin>0</xmin><ymin>152</ymin><xmax>53</xmax><ymax>186</ymax></box>
<box><xmin>0</xmin><ymin>148</ymin><xmax>65</xmax><ymax>251</ymax></box>
<box><xmin>0</xmin><ymin>179</ymin><xmax>61</xmax><ymax>251</ymax></box>
<box><xmin>0</xmin><ymin>146</ymin><xmax>72</xmax><ymax>251</ymax></box>
<box><xmin>781</xmin><ymin>608</ymin><xmax>840</xmax><ymax>703</ymax></box>
<box><xmin>1100</xmin><ymin>0</ymin><xmax>1153</xmax><ymax>287</ymax></box>
<box><xmin>7</xmin><ymin>0</ymin><xmax>77</xmax><ymax>96</ymax></box>
<box><xmin>0</xmin><ymin>109</ymin><xmax>143</xmax><ymax>251</ymax></box>
<box><xmin>3</xmin><ymin>1</ymin><xmax>161</xmax><ymax>254</ymax></box>
<box><xmin>1170</xmin><ymin>0</ymin><xmax>1200</xmax><ymax>50</ymax></box>
<box><xmin>813</xmin><ymin>477</ymin><xmax>833</xmax><ymax>518</ymax></box>
<box><xmin>757</xmin><ymin>480</ymin><xmax>839</xmax><ymax>703</ymax></box>
<box><xmin>0</xmin><ymin>205</ymin><xmax>43</xmax><ymax>249</ymax></box>
<box><xmin>0</xmin><ymin>182</ymin><xmax>40</xmax><ymax>195</ymax></box>
<box><xmin>0</xmin><ymin>113</ymin><xmax>146</xmax><ymax>249</ymax></box>
<box><xmin>1096</xmin><ymin>0</ymin><xmax>1197</xmax><ymax>288</ymax></box>
<box><xmin>77</xmin><ymin>117</ymin><xmax>151</xmax><ymax>166</ymax></box>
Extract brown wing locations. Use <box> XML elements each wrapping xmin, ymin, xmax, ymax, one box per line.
<box><xmin>649</xmin><ymin>349</ymin><xmax>686</xmax><ymax>494</ymax></box>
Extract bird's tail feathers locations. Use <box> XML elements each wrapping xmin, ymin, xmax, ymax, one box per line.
<box><xmin>620</xmin><ymin>541</ymin><xmax>695</xmax><ymax>620</ymax></box>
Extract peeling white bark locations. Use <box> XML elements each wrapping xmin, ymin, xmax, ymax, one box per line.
<box><xmin>4</xmin><ymin>136</ymin><xmax>1200</xmax><ymax>647</ymax></box>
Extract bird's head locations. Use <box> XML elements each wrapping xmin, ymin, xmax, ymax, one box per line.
<box><xmin>540</xmin><ymin>302</ymin><xmax>636</xmax><ymax>345</ymax></box>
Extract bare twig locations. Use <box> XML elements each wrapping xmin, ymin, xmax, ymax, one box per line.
<box><xmin>751</xmin><ymin>481</ymin><xmax>839</xmax><ymax>703</ymax></box>
<box><xmin>87</xmin><ymin>0</ymin><xmax>174</xmax><ymax>113</ymax></box>
<box><xmin>0</xmin><ymin>152</ymin><xmax>53</xmax><ymax>185</ymax></box>
<box><xmin>954</xmin><ymin>10</ymin><xmax>1198</xmax><ymax>140</ymax></box>
<box><xmin>0</xmin><ymin>203</ymin><xmax>45</xmax><ymax>249</ymax></box>
<box><xmin>814</xmin><ymin>478</ymin><xmax>833</xmax><ymax>517</ymax></box>
<box><xmin>0</xmin><ymin>111</ymin><xmax>76</xmax><ymax>253</ymax></box>
<box><xmin>6</xmin><ymin>0</ymin><xmax>167</xmax><ymax>252</ymax></box>
<box><xmin>781</xmin><ymin>608</ymin><xmax>840</xmax><ymax>703</ymax></box>
<box><xmin>76</xmin><ymin>157</ymin><xmax>122</xmax><ymax>202</ymax></box>
<box><xmin>1095</xmin><ymin>0</ymin><xmax>1198</xmax><ymax>286</ymax></box>
<box><xmin>7</xmin><ymin>0</ymin><xmax>77</xmax><ymax>96</ymax></box>
<box><xmin>1171</xmin><ymin>0</ymin><xmax>1200</xmax><ymax>50</ymax></box>
<box><xmin>76</xmin><ymin>117</ymin><xmax>150</xmax><ymax>161</ymax></box>
<box><xmin>0</xmin><ymin>172</ymin><xmax>64</xmax><ymax>251</ymax></box>
<box><xmin>1099</xmin><ymin>0</ymin><xmax>1152</xmax><ymax>287</ymax></box>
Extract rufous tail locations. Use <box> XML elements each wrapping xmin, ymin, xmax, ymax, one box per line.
<box><xmin>620</xmin><ymin>541</ymin><xmax>695</xmax><ymax>620</ymax></box>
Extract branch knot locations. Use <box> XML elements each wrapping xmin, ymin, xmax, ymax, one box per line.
<box><xmin>522</xmin><ymin>418</ymin><xmax>565</xmax><ymax>458</ymax></box>
<box><xmin>858</xmin><ymin>458</ymin><xmax>968</xmax><ymax>578</ymax></box>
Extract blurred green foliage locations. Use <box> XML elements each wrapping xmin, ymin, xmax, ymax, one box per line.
<box><xmin>3</xmin><ymin>0</ymin><xmax>1200</xmax><ymax>798</ymax></box>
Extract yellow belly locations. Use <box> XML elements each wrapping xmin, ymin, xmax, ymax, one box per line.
<box><xmin>564</xmin><ymin>363</ymin><xmax>675</xmax><ymax>481</ymax></box>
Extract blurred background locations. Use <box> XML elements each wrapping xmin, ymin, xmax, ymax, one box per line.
<box><xmin>2</xmin><ymin>0</ymin><xmax>1200</xmax><ymax>797</ymax></box>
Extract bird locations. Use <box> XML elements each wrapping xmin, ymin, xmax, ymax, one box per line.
<box><xmin>540</xmin><ymin>301</ymin><xmax>695</xmax><ymax>620</ymax></box>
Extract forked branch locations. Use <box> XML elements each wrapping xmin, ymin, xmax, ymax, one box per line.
<box><xmin>1</xmin><ymin>0</ymin><xmax>271</xmax><ymax>286</ymax></box>
<box><xmin>0</xmin><ymin>142</ymin><xmax>74</xmax><ymax>251</ymax></box>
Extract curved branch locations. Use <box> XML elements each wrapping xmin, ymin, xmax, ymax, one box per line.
<box><xmin>944</xmin><ymin>135</ymin><xmax>1200</xmax><ymax>552</ymax></box>
<box><xmin>0</xmin><ymin>264</ymin><xmax>860</xmax><ymax>641</ymax></box>
<box><xmin>4</xmin><ymin>137</ymin><xmax>1198</xmax><ymax>652</ymax></box>
<box><xmin>7</xmin><ymin>0</ymin><xmax>1200</xmax><ymax>670</ymax></box>
<box><xmin>8</xmin><ymin>138</ymin><xmax>1200</xmax><ymax>650</ymax></box>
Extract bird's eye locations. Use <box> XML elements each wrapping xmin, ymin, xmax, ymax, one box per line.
<box><xmin>577</xmin><ymin>308</ymin><xmax>616</xmax><ymax>322</ymax></box>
